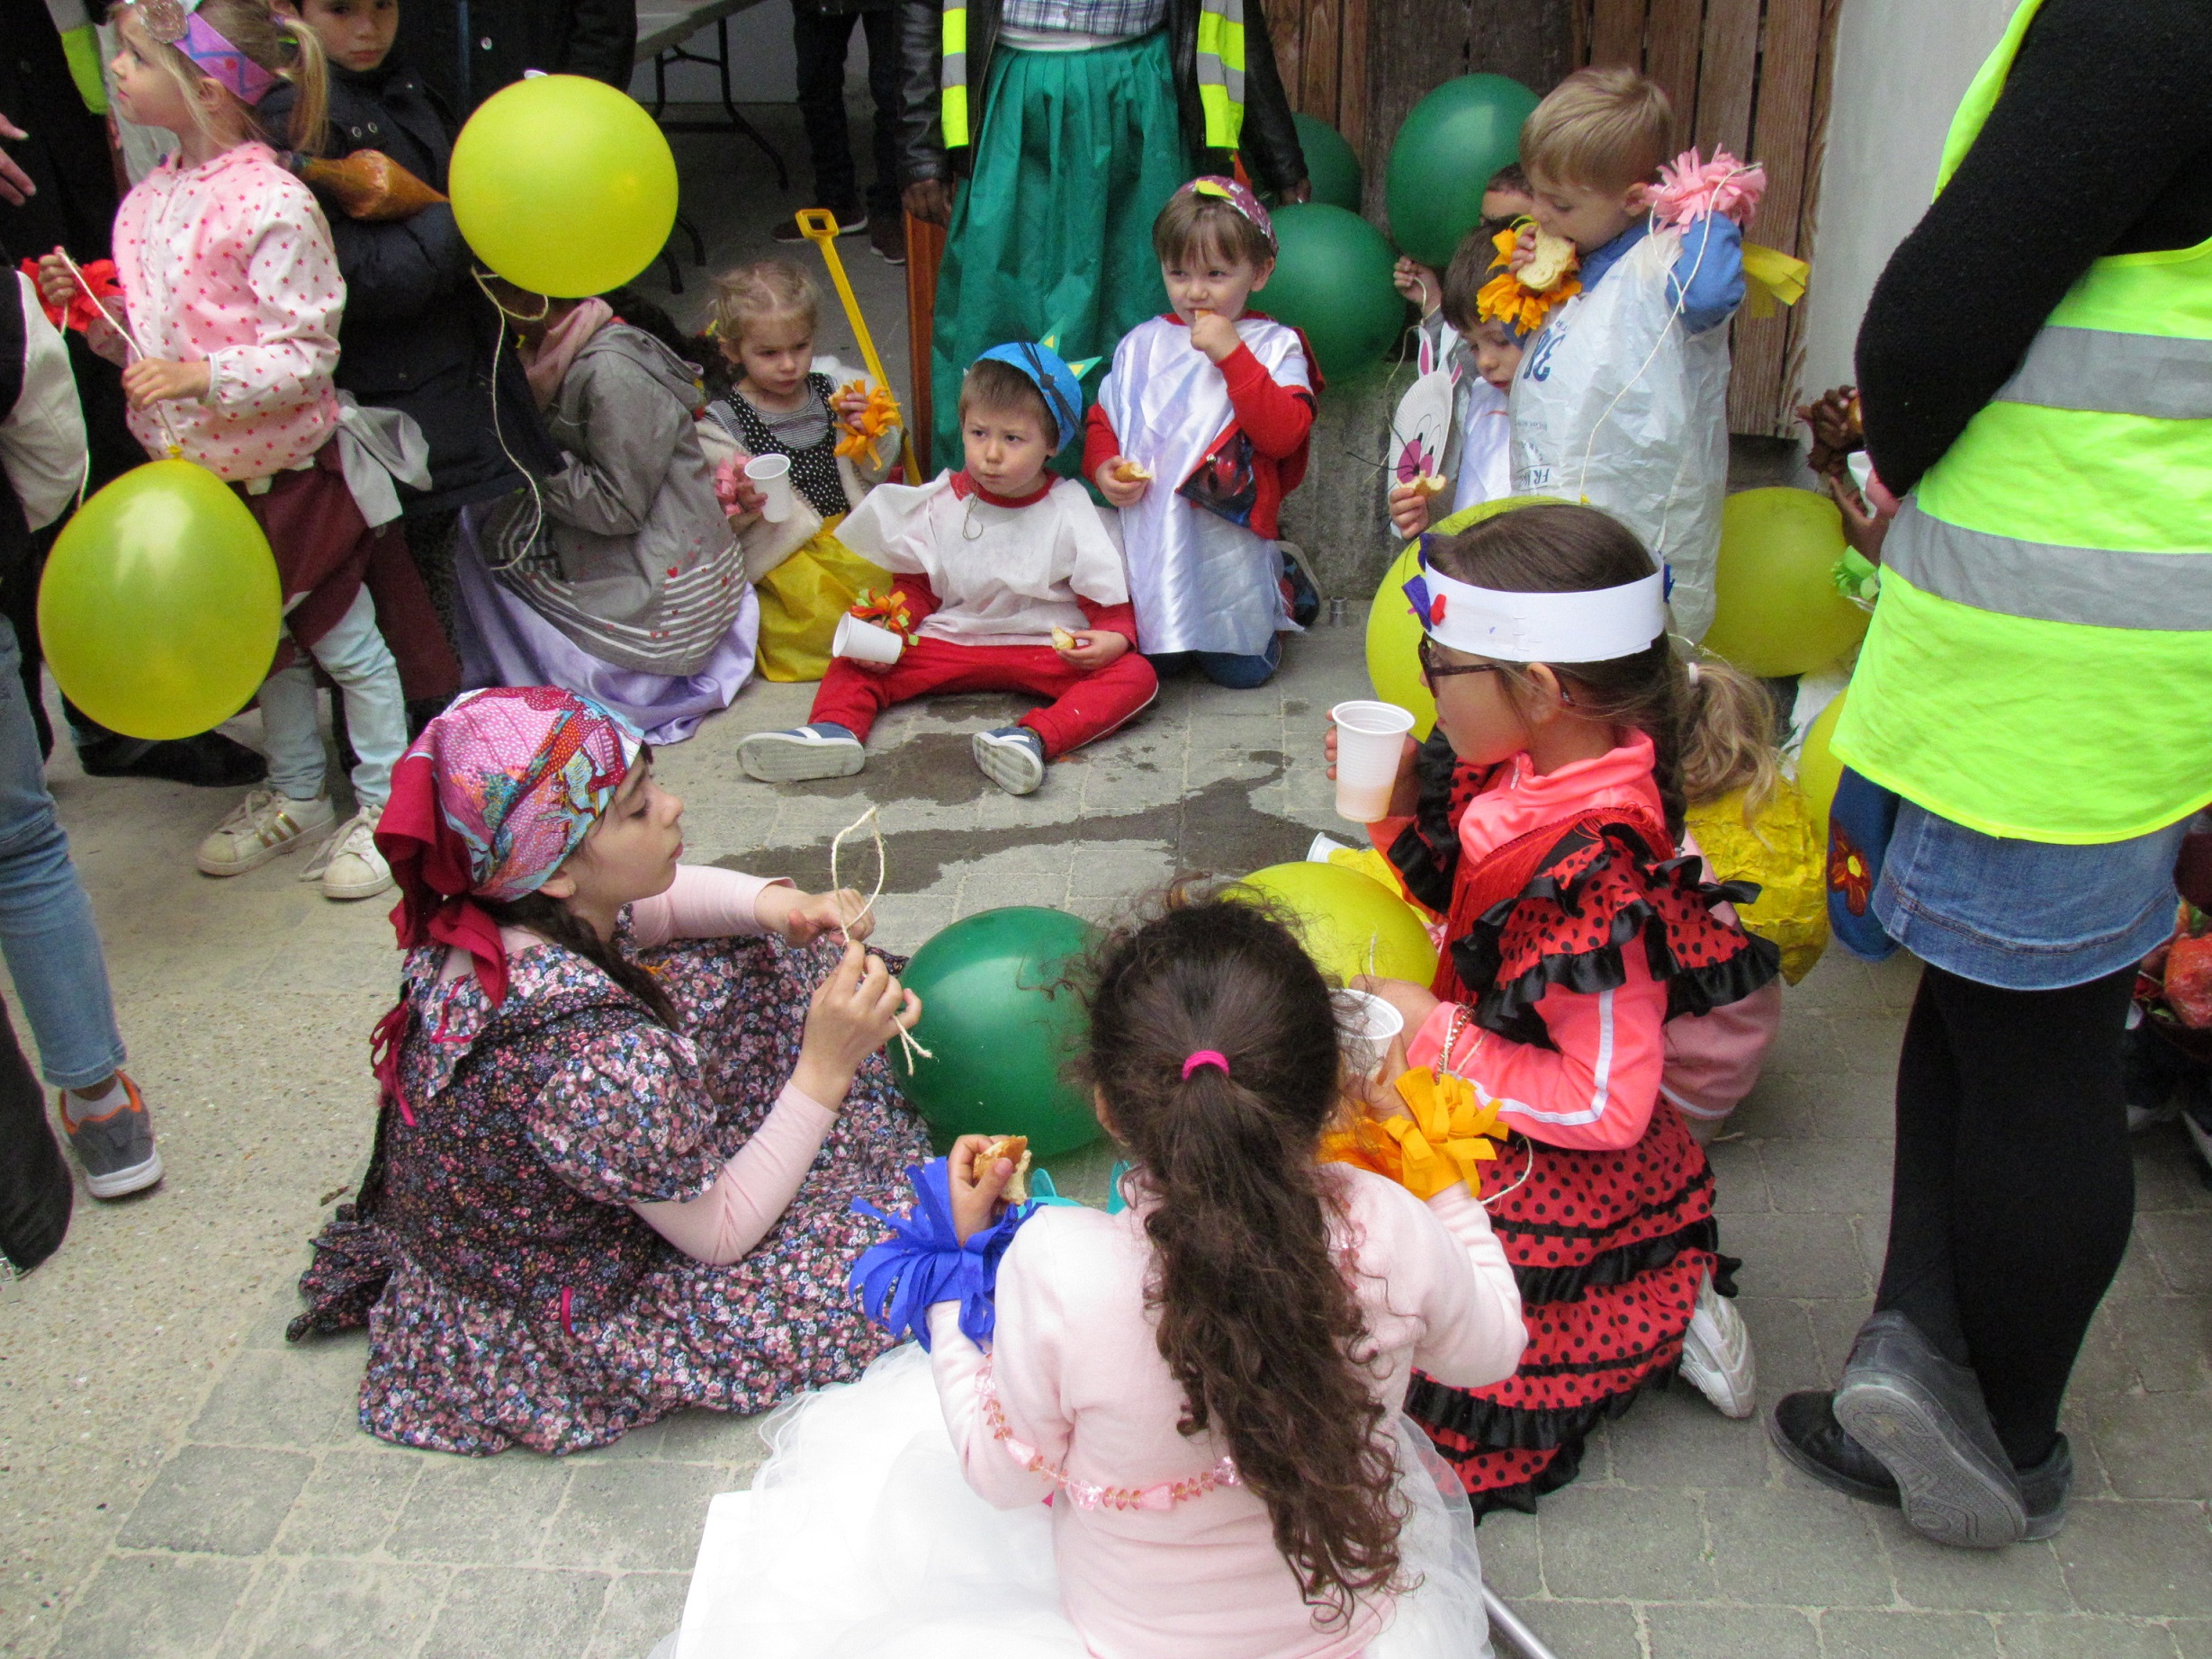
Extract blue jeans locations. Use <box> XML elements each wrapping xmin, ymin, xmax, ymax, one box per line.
<box><xmin>262</xmin><ymin>586</ymin><xmax>407</xmax><ymax>810</ymax></box>
<box><xmin>1872</xmin><ymin>800</ymin><xmax>2190</xmax><ymax>991</ymax></box>
<box><xmin>0</xmin><ymin>616</ymin><xmax>125</xmax><ymax>1090</ymax></box>
<box><xmin>1150</xmin><ymin>635</ymin><xmax>1282</xmax><ymax>690</ymax></box>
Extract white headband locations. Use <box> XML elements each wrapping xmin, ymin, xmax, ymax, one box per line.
<box><xmin>1403</xmin><ymin>559</ymin><xmax>1667</xmax><ymax>664</ymax></box>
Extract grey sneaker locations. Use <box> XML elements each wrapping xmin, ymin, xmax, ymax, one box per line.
<box><xmin>60</xmin><ymin>1072</ymin><xmax>163</xmax><ymax>1199</ymax></box>
<box><xmin>973</xmin><ymin>725</ymin><xmax>1047</xmax><ymax>795</ymax></box>
<box><xmin>196</xmin><ymin>789</ymin><xmax>335</xmax><ymax>876</ymax></box>
<box><xmin>738</xmin><ymin>724</ymin><xmax>866</xmax><ymax>783</ymax></box>
<box><xmin>1834</xmin><ymin>1310</ymin><xmax>2026</xmax><ymax>1548</ymax></box>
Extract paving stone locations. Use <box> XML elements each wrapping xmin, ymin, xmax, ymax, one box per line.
<box><xmin>115</xmin><ymin>1446</ymin><xmax>314</xmax><ymax>1556</ymax></box>
<box><xmin>543</xmin><ymin>1462</ymin><xmax>729</xmax><ymax>1573</ymax></box>
<box><xmin>1703</xmin><ymin>1485</ymin><xmax>1895</xmax><ymax>1608</ymax></box>
<box><xmin>1875</xmin><ymin>1514</ymin><xmax>2073</xmax><ymax>1614</ymax></box>
<box><xmin>234</xmin><ymin>1558</ymin><xmax>448</xmax><ymax>1659</ymax></box>
<box><xmin>1731</xmin><ymin>1296</ymin><xmax>1827</xmax><ymax>1395</ymax></box>
<box><xmin>186</xmin><ymin>1345</ymin><xmax>363</xmax><ymax>1449</ymax></box>
<box><xmin>1758</xmin><ymin>1134</ymin><xmax>1893</xmax><ymax>1216</ymax></box>
<box><xmin>2171</xmin><ymin>1619</ymin><xmax>2212</xmax><ymax>1659</ymax></box>
<box><xmin>388</xmin><ymin>1453</ymin><xmax>572</xmax><ymax>1565</ymax></box>
<box><xmin>1536</xmin><ymin>1484</ymin><xmax>1715</xmax><ymax>1602</ymax></box>
<box><xmin>1474</xmin><ymin>1511</ymin><xmax>1542</xmax><ymax>1599</ymax></box>
<box><xmin>586</xmin><ymin>1573</ymin><xmax>691</xmax><ymax>1659</ymax></box>
<box><xmin>1721</xmin><ymin>1213</ymin><xmax>1874</xmax><ymax>1299</ymax></box>
<box><xmin>2054</xmin><ymin>1499</ymin><xmax>2212</xmax><ymax>1618</ymax></box>
<box><xmin>418</xmin><ymin>1566</ymin><xmax>610</xmax><ymax>1658</ymax></box>
<box><xmin>1993</xmin><ymin>1614</ymin><xmax>2183</xmax><ymax>1659</ymax></box>
<box><xmin>1645</xmin><ymin>1602</ymin><xmax>1818</xmax><ymax>1659</ymax></box>
<box><xmin>2139</xmin><ymin>1212</ymin><xmax>2212</xmax><ymax>1295</ymax></box>
<box><xmin>1702</xmin><ymin>1136</ymin><xmax>1772</xmax><ymax>1215</ymax></box>
<box><xmin>269</xmin><ymin>1447</ymin><xmax>424</xmax><ymax>1557</ymax></box>
<box><xmin>1602</xmin><ymin>1385</ymin><xmax>1772</xmax><ymax>1490</ymax></box>
<box><xmin>2086</xmin><ymin>1391</ymin><xmax>2212</xmax><ymax>1501</ymax></box>
<box><xmin>48</xmin><ymin>1554</ymin><xmax>255</xmax><ymax>1659</ymax></box>
<box><xmin>1820</xmin><ymin>1609</ymin><xmax>2002</xmax><ymax>1659</ymax></box>
<box><xmin>1507</xmin><ymin>1597</ymin><xmax>1642</xmax><ymax>1659</ymax></box>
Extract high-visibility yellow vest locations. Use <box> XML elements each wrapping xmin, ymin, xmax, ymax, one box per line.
<box><xmin>937</xmin><ymin>0</ymin><xmax>1245</xmax><ymax>152</ymax></box>
<box><xmin>1832</xmin><ymin>0</ymin><xmax>2212</xmax><ymax>843</ymax></box>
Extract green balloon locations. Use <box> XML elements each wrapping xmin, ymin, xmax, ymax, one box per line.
<box><xmin>891</xmin><ymin>907</ymin><xmax>1105</xmax><ymax>1160</ymax></box>
<box><xmin>1292</xmin><ymin>113</ymin><xmax>1362</xmax><ymax>211</ymax></box>
<box><xmin>1264</xmin><ymin>203</ymin><xmax>1404</xmax><ymax>380</ymax></box>
<box><xmin>1385</xmin><ymin>74</ymin><xmax>1542</xmax><ymax>268</ymax></box>
<box><xmin>1701</xmin><ymin>488</ymin><xmax>1872</xmax><ymax>677</ymax></box>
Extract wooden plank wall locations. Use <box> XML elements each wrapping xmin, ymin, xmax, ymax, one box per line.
<box><xmin>1576</xmin><ymin>0</ymin><xmax>1845</xmax><ymax>435</ymax></box>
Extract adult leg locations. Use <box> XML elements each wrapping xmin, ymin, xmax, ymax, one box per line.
<box><xmin>790</xmin><ymin>5</ymin><xmax>861</xmax><ymax>215</ymax></box>
<box><xmin>859</xmin><ymin>6</ymin><xmax>903</xmax><ymax>223</ymax></box>
<box><xmin>1872</xmin><ymin>968</ymin><xmax>1973</xmax><ymax>1362</ymax></box>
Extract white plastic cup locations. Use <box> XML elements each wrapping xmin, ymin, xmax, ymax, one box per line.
<box><xmin>1330</xmin><ymin>699</ymin><xmax>1416</xmax><ymax>823</ymax></box>
<box><xmin>744</xmin><ymin>453</ymin><xmax>795</xmax><ymax>524</ymax></box>
<box><xmin>832</xmin><ymin>613</ymin><xmax>904</xmax><ymax>665</ymax></box>
<box><xmin>1335</xmin><ymin>989</ymin><xmax>1406</xmax><ymax>1081</ymax></box>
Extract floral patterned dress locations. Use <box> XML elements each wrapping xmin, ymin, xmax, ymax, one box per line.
<box><xmin>289</xmin><ymin>926</ymin><xmax>931</xmax><ymax>1455</ymax></box>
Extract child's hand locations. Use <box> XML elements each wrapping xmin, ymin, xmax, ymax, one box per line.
<box><xmin>1387</xmin><ymin>480</ymin><xmax>1434</xmax><ymax>540</ymax></box>
<box><xmin>1506</xmin><ymin>223</ymin><xmax>1538</xmax><ymax>274</ymax></box>
<box><xmin>1093</xmin><ymin>457</ymin><xmax>1151</xmax><ymax>508</ymax></box>
<box><xmin>1187</xmin><ymin>309</ymin><xmax>1241</xmax><ymax>364</ymax></box>
<box><xmin>766</xmin><ymin>885</ymin><xmax>875</xmax><ymax>947</ymax></box>
<box><xmin>1349</xmin><ymin>1032</ymin><xmax>1415</xmax><ymax>1120</ymax></box>
<box><xmin>1393</xmin><ymin>257</ymin><xmax>1443</xmax><ymax>318</ymax></box>
<box><xmin>1324</xmin><ymin>722</ymin><xmax>1422</xmax><ymax>820</ymax></box>
<box><xmin>121</xmin><ymin>358</ymin><xmax>211</xmax><ymax>408</ymax></box>
<box><xmin>1827</xmin><ymin>471</ymin><xmax>1890</xmax><ymax>567</ymax></box>
<box><xmin>832</xmin><ymin>386</ymin><xmax>871</xmax><ymax>424</ymax></box>
<box><xmin>948</xmin><ymin>1133</ymin><xmax>1020</xmax><ymax>1245</ymax></box>
<box><xmin>34</xmin><ymin>251</ymin><xmax>76</xmax><ymax>312</ymax></box>
<box><xmin>793</xmin><ymin>942</ymin><xmax>922</xmax><ymax>1107</ymax></box>
<box><xmin>1054</xmin><ymin>629</ymin><xmax>1129</xmax><ymax>671</ymax></box>
<box><xmin>1353</xmin><ymin>974</ymin><xmax>1442</xmax><ymax>1050</ymax></box>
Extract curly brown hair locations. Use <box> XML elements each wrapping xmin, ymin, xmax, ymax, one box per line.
<box><xmin>1081</xmin><ymin>888</ymin><xmax>1405</xmax><ymax>1628</ymax></box>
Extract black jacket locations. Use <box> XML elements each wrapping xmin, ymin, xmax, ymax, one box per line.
<box><xmin>262</xmin><ymin>63</ymin><xmax>559</xmax><ymax>514</ymax></box>
<box><xmin>391</xmin><ymin>0</ymin><xmax>638</xmax><ymax>120</ymax></box>
<box><xmin>895</xmin><ymin>0</ymin><xmax>1307</xmax><ymax>191</ymax></box>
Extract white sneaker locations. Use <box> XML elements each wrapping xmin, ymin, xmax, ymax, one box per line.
<box><xmin>1680</xmin><ymin>1270</ymin><xmax>1758</xmax><ymax>1419</ymax></box>
<box><xmin>196</xmin><ymin>789</ymin><xmax>336</xmax><ymax>876</ymax></box>
<box><xmin>738</xmin><ymin>724</ymin><xmax>866</xmax><ymax>783</ymax></box>
<box><xmin>972</xmin><ymin>726</ymin><xmax>1047</xmax><ymax>795</ymax></box>
<box><xmin>301</xmin><ymin>808</ymin><xmax>391</xmax><ymax>901</ymax></box>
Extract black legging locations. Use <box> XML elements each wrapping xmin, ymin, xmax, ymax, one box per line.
<box><xmin>1875</xmin><ymin>961</ymin><xmax>2138</xmax><ymax>1469</ymax></box>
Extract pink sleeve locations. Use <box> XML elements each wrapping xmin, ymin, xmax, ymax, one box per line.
<box><xmin>928</xmin><ymin>1228</ymin><xmax>1064</xmax><ymax>1511</ymax></box>
<box><xmin>1407</xmin><ymin>1184</ymin><xmax>1526</xmax><ymax>1388</ymax></box>
<box><xmin>627</xmin><ymin>865</ymin><xmax>793</xmax><ymax>949</ymax></box>
<box><xmin>628</xmin><ymin>1082</ymin><xmax>835</xmax><ymax>1264</ymax></box>
<box><xmin>1662</xmin><ymin>978</ymin><xmax>1782</xmax><ymax>1125</ymax></box>
<box><xmin>202</xmin><ymin>189</ymin><xmax>342</xmax><ymax>412</ymax></box>
<box><xmin>1407</xmin><ymin>953</ymin><xmax>1671</xmax><ymax>1152</ymax></box>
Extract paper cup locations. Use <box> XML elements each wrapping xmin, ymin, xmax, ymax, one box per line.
<box><xmin>832</xmin><ymin>614</ymin><xmax>904</xmax><ymax>665</ymax></box>
<box><xmin>1330</xmin><ymin>700</ymin><xmax>1416</xmax><ymax>823</ymax></box>
<box><xmin>744</xmin><ymin>453</ymin><xmax>795</xmax><ymax>524</ymax></box>
<box><xmin>1334</xmin><ymin>989</ymin><xmax>1405</xmax><ymax>1081</ymax></box>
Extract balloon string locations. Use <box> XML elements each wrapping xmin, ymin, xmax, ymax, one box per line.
<box><xmin>54</xmin><ymin>247</ymin><xmax>184</xmax><ymax>457</ymax></box>
<box><xmin>827</xmin><ymin>803</ymin><xmax>932</xmax><ymax>1064</ymax></box>
<box><xmin>468</xmin><ymin>267</ymin><xmax>549</xmax><ymax>572</ymax></box>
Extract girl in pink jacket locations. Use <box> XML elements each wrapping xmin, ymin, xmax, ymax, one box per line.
<box><xmin>680</xmin><ymin>895</ymin><xmax>1526</xmax><ymax>1658</ymax></box>
<box><xmin>37</xmin><ymin>1</ymin><xmax>439</xmax><ymax>903</ymax></box>
<box><xmin>1334</xmin><ymin>502</ymin><xmax>1784</xmax><ymax>1519</ymax></box>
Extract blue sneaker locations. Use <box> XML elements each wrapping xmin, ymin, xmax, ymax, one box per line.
<box><xmin>61</xmin><ymin>1072</ymin><xmax>163</xmax><ymax>1200</ymax></box>
<box><xmin>972</xmin><ymin>726</ymin><xmax>1047</xmax><ymax>795</ymax></box>
<box><xmin>738</xmin><ymin>723</ymin><xmax>865</xmax><ymax>783</ymax></box>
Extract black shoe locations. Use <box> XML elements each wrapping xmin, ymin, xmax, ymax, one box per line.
<box><xmin>2017</xmin><ymin>1434</ymin><xmax>2073</xmax><ymax>1541</ymax></box>
<box><xmin>1769</xmin><ymin>1390</ymin><xmax>1902</xmax><ymax>1507</ymax></box>
<box><xmin>772</xmin><ymin>202</ymin><xmax>865</xmax><ymax>242</ymax></box>
<box><xmin>1835</xmin><ymin>1310</ymin><xmax>2027</xmax><ymax>1548</ymax></box>
<box><xmin>77</xmin><ymin>731</ymin><xmax>267</xmax><ymax>788</ymax></box>
<box><xmin>868</xmin><ymin>214</ymin><xmax>906</xmax><ymax>265</ymax></box>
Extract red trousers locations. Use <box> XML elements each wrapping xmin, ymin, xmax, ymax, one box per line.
<box><xmin>810</xmin><ymin>635</ymin><xmax>1158</xmax><ymax>758</ymax></box>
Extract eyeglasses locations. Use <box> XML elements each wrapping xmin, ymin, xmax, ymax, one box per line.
<box><xmin>1418</xmin><ymin>637</ymin><xmax>1507</xmax><ymax>690</ymax></box>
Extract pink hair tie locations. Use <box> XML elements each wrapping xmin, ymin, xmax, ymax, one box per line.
<box><xmin>1182</xmin><ymin>1050</ymin><xmax>1229</xmax><ymax>1080</ymax></box>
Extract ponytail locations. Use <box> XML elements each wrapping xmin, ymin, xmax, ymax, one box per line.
<box><xmin>120</xmin><ymin>1</ymin><xmax>330</xmax><ymax>156</ymax></box>
<box><xmin>1084</xmin><ymin>890</ymin><xmax>1405</xmax><ymax>1627</ymax></box>
<box><xmin>1675</xmin><ymin>656</ymin><xmax>1784</xmax><ymax>828</ymax></box>
<box><xmin>269</xmin><ymin>11</ymin><xmax>331</xmax><ymax>157</ymax></box>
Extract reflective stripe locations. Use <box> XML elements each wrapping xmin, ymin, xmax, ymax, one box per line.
<box><xmin>942</xmin><ymin>80</ymin><xmax>969</xmax><ymax>148</ymax></box>
<box><xmin>942</xmin><ymin>5</ymin><xmax>966</xmax><ymax>54</ymax></box>
<box><xmin>1996</xmin><ymin>324</ymin><xmax>2212</xmax><ymax>419</ymax></box>
<box><xmin>1883</xmin><ymin>502</ymin><xmax>2212</xmax><ymax>632</ymax></box>
<box><xmin>940</xmin><ymin>4</ymin><xmax>969</xmax><ymax>148</ymax></box>
<box><xmin>1193</xmin><ymin>0</ymin><xmax>1244</xmax><ymax>148</ymax></box>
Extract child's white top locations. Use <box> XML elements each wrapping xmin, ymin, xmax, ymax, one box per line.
<box><xmin>926</xmin><ymin>1165</ymin><xmax>1525</xmax><ymax>1659</ymax></box>
<box><xmin>1452</xmin><ymin>375</ymin><xmax>1513</xmax><ymax>515</ymax></box>
<box><xmin>1098</xmin><ymin>313</ymin><xmax>1310</xmax><ymax>658</ymax></box>
<box><xmin>112</xmin><ymin>142</ymin><xmax>343</xmax><ymax>480</ymax></box>
<box><xmin>837</xmin><ymin>471</ymin><xmax>1128</xmax><ymax>646</ymax></box>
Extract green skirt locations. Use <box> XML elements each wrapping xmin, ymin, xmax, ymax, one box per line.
<box><xmin>930</xmin><ymin>30</ymin><xmax>1192</xmax><ymax>473</ymax></box>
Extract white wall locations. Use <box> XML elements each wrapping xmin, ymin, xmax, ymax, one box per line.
<box><xmin>1797</xmin><ymin>0</ymin><xmax>2019</xmax><ymax>395</ymax></box>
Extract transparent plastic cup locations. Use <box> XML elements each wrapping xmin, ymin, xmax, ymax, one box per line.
<box><xmin>832</xmin><ymin>614</ymin><xmax>904</xmax><ymax>665</ymax></box>
<box><xmin>1334</xmin><ymin>988</ymin><xmax>1406</xmax><ymax>1081</ymax></box>
<box><xmin>1330</xmin><ymin>700</ymin><xmax>1416</xmax><ymax>823</ymax></box>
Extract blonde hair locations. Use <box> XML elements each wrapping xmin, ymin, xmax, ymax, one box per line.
<box><xmin>120</xmin><ymin>1</ymin><xmax>330</xmax><ymax>157</ymax></box>
<box><xmin>1519</xmin><ymin>67</ymin><xmax>1672</xmax><ymax>193</ymax></box>
<box><xmin>706</xmin><ymin>260</ymin><xmax>821</xmax><ymax>355</ymax></box>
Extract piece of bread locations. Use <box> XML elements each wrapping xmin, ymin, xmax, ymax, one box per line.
<box><xmin>977</xmin><ymin>1135</ymin><xmax>1032</xmax><ymax>1204</ymax></box>
<box><xmin>1410</xmin><ymin>473</ymin><xmax>1449</xmax><ymax>499</ymax></box>
<box><xmin>1050</xmin><ymin>626</ymin><xmax>1079</xmax><ymax>651</ymax></box>
<box><xmin>1114</xmin><ymin>460</ymin><xmax>1151</xmax><ymax>483</ymax></box>
<box><xmin>1521</xmin><ymin>229</ymin><xmax>1578</xmax><ymax>293</ymax></box>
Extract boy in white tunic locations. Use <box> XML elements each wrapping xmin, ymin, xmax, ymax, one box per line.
<box><xmin>738</xmin><ymin>344</ymin><xmax>1157</xmax><ymax>797</ymax></box>
<box><xmin>1090</xmin><ymin>178</ymin><xmax>1318</xmax><ymax>690</ymax></box>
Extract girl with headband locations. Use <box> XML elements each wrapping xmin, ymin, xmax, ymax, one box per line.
<box><xmin>288</xmin><ymin>687</ymin><xmax>932</xmax><ymax>1454</ymax></box>
<box><xmin>1324</xmin><ymin>503</ymin><xmax>1785</xmax><ymax>1517</ymax></box>
<box><xmin>36</xmin><ymin>0</ymin><xmax>453</xmax><ymax>905</ymax></box>
<box><xmin>680</xmin><ymin>890</ymin><xmax>1525</xmax><ymax>1657</ymax></box>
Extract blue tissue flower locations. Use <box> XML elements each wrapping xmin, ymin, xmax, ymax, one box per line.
<box><xmin>849</xmin><ymin>1158</ymin><xmax>1039</xmax><ymax>1350</ymax></box>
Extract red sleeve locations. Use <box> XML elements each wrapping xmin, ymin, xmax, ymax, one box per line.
<box><xmin>891</xmin><ymin>574</ymin><xmax>941</xmax><ymax>625</ymax></box>
<box><xmin>1075</xmin><ymin>597</ymin><xmax>1139</xmax><ymax>643</ymax></box>
<box><xmin>1218</xmin><ymin>343</ymin><xmax>1315</xmax><ymax>459</ymax></box>
<box><xmin>1082</xmin><ymin>404</ymin><xmax>1121</xmax><ymax>482</ymax></box>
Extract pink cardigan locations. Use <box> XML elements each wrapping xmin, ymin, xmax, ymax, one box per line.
<box><xmin>107</xmin><ymin>143</ymin><xmax>343</xmax><ymax>479</ymax></box>
<box><xmin>926</xmin><ymin>1168</ymin><xmax>1525</xmax><ymax>1659</ymax></box>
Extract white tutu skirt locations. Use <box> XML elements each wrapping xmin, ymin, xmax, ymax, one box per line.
<box><xmin>674</xmin><ymin>1344</ymin><xmax>1494</xmax><ymax>1659</ymax></box>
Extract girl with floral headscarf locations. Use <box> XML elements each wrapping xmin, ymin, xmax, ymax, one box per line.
<box><xmin>286</xmin><ymin>686</ymin><xmax>933</xmax><ymax>1454</ymax></box>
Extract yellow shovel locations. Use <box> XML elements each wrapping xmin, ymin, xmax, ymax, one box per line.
<box><xmin>796</xmin><ymin>209</ymin><xmax>922</xmax><ymax>484</ymax></box>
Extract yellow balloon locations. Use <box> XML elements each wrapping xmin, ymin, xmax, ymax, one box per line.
<box><xmin>38</xmin><ymin>460</ymin><xmax>282</xmax><ymax>740</ymax></box>
<box><xmin>1234</xmin><ymin>861</ymin><xmax>1439</xmax><ymax>987</ymax></box>
<box><xmin>1796</xmin><ymin>690</ymin><xmax>1848</xmax><ymax>836</ymax></box>
<box><xmin>1701</xmin><ymin>488</ymin><xmax>1870</xmax><ymax>677</ymax></box>
<box><xmin>1366</xmin><ymin>496</ymin><xmax>1558</xmax><ymax>740</ymax></box>
<box><xmin>449</xmin><ymin>75</ymin><xmax>679</xmax><ymax>298</ymax></box>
